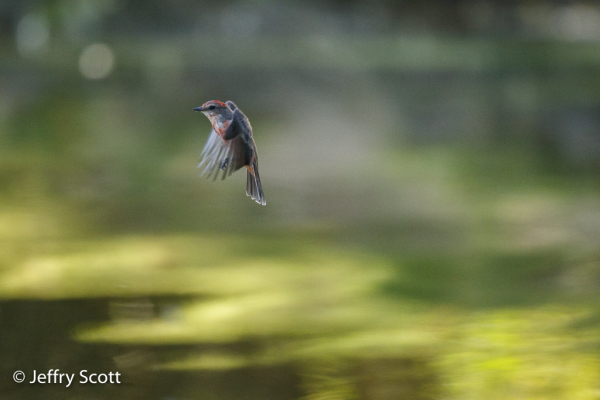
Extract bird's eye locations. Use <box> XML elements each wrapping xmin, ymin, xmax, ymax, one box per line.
<box><xmin>209</xmin><ymin>105</ymin><xmax>216</xmax><ymax>110</ymax></box>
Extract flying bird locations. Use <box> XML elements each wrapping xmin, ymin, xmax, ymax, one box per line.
<box><xmin>194</xmin><ymin>100</ymin><xmax>266</xmax><ymax>205</ymax></box>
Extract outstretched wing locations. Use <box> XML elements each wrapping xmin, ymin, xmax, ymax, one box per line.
<box><xmin>197</xmin><ymin>129</ymin><xmax>229</xmax><ymax>181</ymax></box>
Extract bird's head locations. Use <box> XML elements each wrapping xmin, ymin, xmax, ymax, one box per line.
<box><xmin>194</xmin><ymin>100</ymin><xmax>231</xmax><ymax>122</ymax></box>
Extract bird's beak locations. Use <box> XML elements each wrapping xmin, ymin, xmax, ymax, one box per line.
<box><xmin>193</xmin><ymin>107</ymin><xmax>203</xmax><ymax>112</ymax></box>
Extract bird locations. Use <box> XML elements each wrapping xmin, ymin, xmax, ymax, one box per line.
<box><xmin>194</xmin><ymin>100</ymin><xmax>266</xmax><ymax>205</ymax></box>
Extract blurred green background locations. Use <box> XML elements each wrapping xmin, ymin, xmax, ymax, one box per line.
<box><xmin>2</xmin><ymin>1</ymin><xmax>600</xmax><ymax>399</ymax></box>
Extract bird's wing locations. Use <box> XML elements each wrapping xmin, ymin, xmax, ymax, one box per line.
<box><xmin>197</xmin><ymin>129</ymin><xmax>229</xmax><ymax>180</ymax></box>
<box><xmin>219</xmin><ymin>110</ymin><xmax>255</xmax><ymax>178</ymax></box>
<box><xmin>224</xmin><ymin>109</ymin><xmax>252</xmax><ymax>140</ymax></box>
<box><xmin>220</xmin><ymin>133</ymin><xmax>254</xmax><ymax>180</ymax></box>
<box><xmin>197</xmin><ymin>125</ymin><xmax>254</xmax><ymax>181</ymax></box>
<box><xmin>225</xmin><ymin>100</ymin><xmax>238</xmax><ymax>112</ymax></box>
<box><xmin>199</xmin><ymin>128</ymin><xmax>219</xmax><ymax>160</ymax></box>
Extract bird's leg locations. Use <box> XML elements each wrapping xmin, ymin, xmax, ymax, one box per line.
<box><xmin>220</xmin><ymin>158</ymin><xmax>229</xmax><ymax>170</ymax></box>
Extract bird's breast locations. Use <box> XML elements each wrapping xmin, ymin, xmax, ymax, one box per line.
<box><xmin>212</xmin><ymin>119</ymin><xmax>230</xmax><ymax>138</ymax></box>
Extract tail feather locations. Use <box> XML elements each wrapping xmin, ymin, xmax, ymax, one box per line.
<box><xmin>246</xmin><ymin>165</ymin><xmax>266</xmax><ymax>205</ymax></box>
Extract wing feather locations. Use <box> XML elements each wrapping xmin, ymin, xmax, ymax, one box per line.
<box><xmin>225</xmin><ymin>100</ymin><xmax>238</xmax><ymax>112</ymax></box>
<box><xmin>198</xmin><ymin>129</ymin><xmax>229</xmax><ymax>180</ymax></box>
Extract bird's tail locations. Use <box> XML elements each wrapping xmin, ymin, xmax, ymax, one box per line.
<box><xmin>246</xmin><ymin>163</ymin><xmax>266</xmax><ymax>205</ymax></box>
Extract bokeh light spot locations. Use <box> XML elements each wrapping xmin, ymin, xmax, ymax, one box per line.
<box><xmin>16</xmin><ymin>13</ymin><xmax>50</xmax><ymax>56</ymax></box>
<box><xmin>79</xmin><ymin>43</ymin><xmax>115</xmax><ymax>79</ymax></box>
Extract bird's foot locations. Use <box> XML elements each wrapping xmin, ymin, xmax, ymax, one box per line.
<box><xmin>220</xmin><ymin>158</ymin><xmax>229</xmax><ymax>170</ymax></box>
